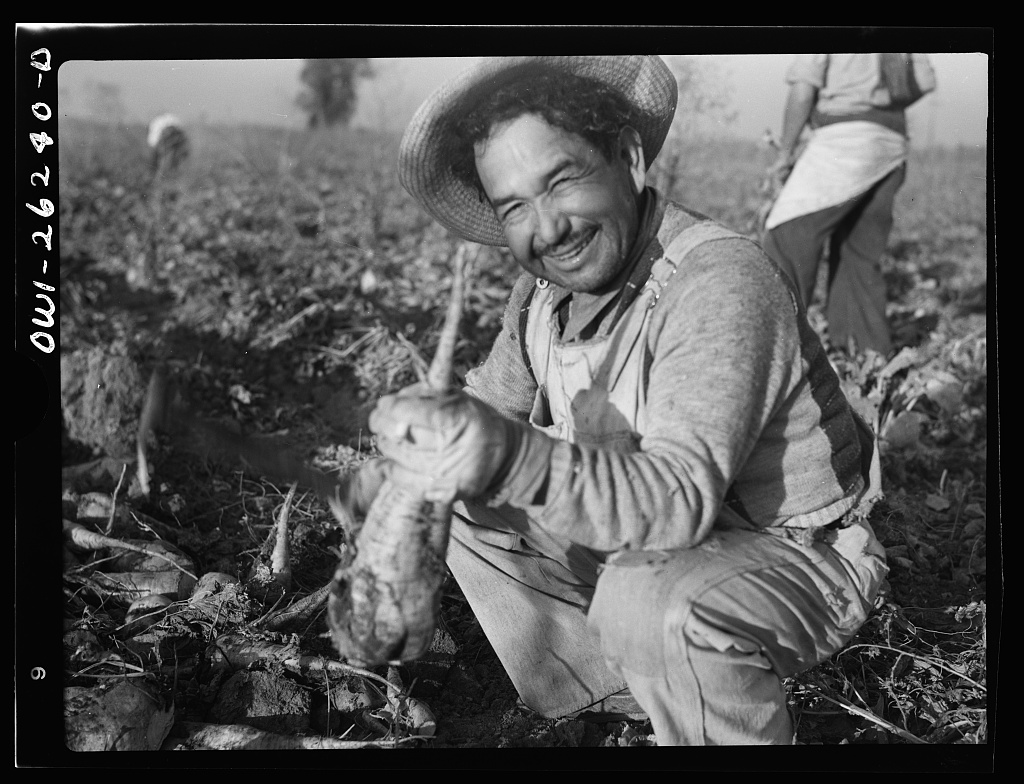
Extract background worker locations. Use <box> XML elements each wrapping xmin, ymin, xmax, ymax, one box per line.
<box><xmin>147</xmin><ymin>113</ymin><xmax>190</xmax><ymax>177</ymax></box>
<box><xmin>761</xmin><ymin>53</ymin><xmax>937</xmax><ymax>357</ymax></box>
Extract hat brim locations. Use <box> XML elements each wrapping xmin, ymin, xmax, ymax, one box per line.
<box><xmin>398</xmin><ymin>56</ymin><xmax>679</xmax><ymax>247</ymax></box>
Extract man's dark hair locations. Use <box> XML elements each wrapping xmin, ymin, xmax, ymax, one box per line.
<box><xmin>449</xmin><ymin>69</ymin><xmax>640</xmax><ymax>200</ymax></box>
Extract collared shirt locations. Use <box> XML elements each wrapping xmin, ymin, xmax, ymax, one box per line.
<box><xmin>788</xmin><ymin>53</ymin><xmax>908</xmax><ymax>135</ymax></box>
<box><xmin>786</xmin><ymin>53</ymin><xmax>906</xmax><ymax>118</ymax></box>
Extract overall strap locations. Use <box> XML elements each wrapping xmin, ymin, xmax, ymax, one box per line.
<box><xmin>663</xmin><ymin>219</ymin><xmax>746</xmax><ymax>258</ymax></box>
<box><xmin>603</xmin><ymin>221</ymin><xmax>750</xmax><ymax>392</ymax></box>
<box><xmin>518</xmin><ymin>282</ymin><xmax>539</xmax><ymax>383</ymax></box>
<box><xmin>644</xmin><ymin>221</ymin><xmax>748</xmax><ymax>304</ymax></box>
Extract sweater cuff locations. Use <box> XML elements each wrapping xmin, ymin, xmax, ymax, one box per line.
<box><xmin>484</xmin><ymin>421</ymin><xmax>559</xmax><ymax>508</ymax></box>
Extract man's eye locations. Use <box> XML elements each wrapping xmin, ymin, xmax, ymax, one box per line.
<box><xmin>500</xmin><ymin>203</ymin><xmax>526</xmax><ymax>223</ymax></box>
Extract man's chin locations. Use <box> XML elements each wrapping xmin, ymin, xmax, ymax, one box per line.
<box><xmin>554</xmin><ymin>271</ymin><xmax>619</xmax><ymax>295</ymax></box>
<box><xmin>525</xmin><ymin>252</ymin><xmax>622</xmax><ymax>294</ymax></box>
<box><xmin>562</xmin><ymin>258</ymin><xmax>632</xmax><ymax>295</ymax></box>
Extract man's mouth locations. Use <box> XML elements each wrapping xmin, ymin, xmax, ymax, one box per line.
<box><xmin>542</xmin><ymin>229</ymin><xmax>597</xmax><ymax>266</ymax></box>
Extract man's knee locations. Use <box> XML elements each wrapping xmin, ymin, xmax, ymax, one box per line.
<box><xmin>588</xmin><ymin>549</ymin><xmax>699</xmax><ymax>676</ymax></box>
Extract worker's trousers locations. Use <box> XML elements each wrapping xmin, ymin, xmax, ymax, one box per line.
<box><xmin>763</xmin><ymin>164</ymin><xmax>906</xmax><ymax>356</ymax></box>
<box><xmin>445</xmin><ymin>502</ymin><xmax>888</xmax><ymax>745</ymax></box>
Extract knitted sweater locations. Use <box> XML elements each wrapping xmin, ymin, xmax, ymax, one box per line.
<box><xmin>466</xmin><ymin>190</ymin><xmax>869</xmax><ymax>553</ymax></box>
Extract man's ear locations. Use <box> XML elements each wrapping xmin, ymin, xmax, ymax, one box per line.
<box><xmin>619</xmin><ymin>126</ymin><xmax>646</xmax><ymax>193</ymax></box>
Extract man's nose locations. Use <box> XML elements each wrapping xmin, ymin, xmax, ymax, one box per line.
<box><xmin>534</xmin><ymin>205</ymin><xmax>570</xmax><ymax>250</ymax></box>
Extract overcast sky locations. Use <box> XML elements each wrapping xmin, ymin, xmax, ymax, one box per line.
<box><xmin>54</xmin><ymin>50</ymin><xmax>990</xmax><ymax>149</ymax></box>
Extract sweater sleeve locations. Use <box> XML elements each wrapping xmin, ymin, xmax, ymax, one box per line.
<box><xmin>497</xmin><ymin>239</ymin><xmax>803</xmax><ymax>552</ymax></box>
<box><xmin>463</xmin><ymin>271</ymin><xmax>538</xmax><ymax>424</ymax></box>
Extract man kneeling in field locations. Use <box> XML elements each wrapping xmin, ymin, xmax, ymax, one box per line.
<box><xmin>361</xmin><ymin>56</ymin><xmax>889</xmax><ymax>745</ymax></box>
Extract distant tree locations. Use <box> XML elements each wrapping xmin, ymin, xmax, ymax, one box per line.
<box><xmin>85</xmin><ymin>79</ymin><xmax>127</xmax><ymax>124</ymax></box>
<box><xmin>648</xmin><ymin>56</ymin><xmax>737</xmax><ymax>200</ymax></box>
<box><xmin>296</xmin><ymin>59</ymin><xmax>374</xmax><ymax>129</ymax></box>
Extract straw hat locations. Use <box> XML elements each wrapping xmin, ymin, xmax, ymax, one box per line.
<box><xmin>398</xmin><ymin>56</ymin><xmax>678</xmax><ymax>247</ymax></box>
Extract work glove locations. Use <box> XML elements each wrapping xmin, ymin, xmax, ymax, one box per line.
<box><xmin>368</xmin><ymin>384</ymin><xmax>522</xmax><ymax>500</ymax></box>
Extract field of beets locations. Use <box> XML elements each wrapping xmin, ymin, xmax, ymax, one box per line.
<box><xmin>53</xmin><ymin>117</ymin><xmax>991</xmax><ymax>754</ymax></box>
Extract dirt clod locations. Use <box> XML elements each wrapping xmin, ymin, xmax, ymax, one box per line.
<box><xmin>207</xmin><ymin>670</ymin><xmax>312</xmax><ymax>735</ymax></box>
<box><xmin>61</xmin><ymin>345</ymin><xmax>149</xmax><ymax>461</ymax></box>
<box><xmin>65</xmin><ymin>680</ymin><xmax>174</xmax><ymax>751</ymax></box>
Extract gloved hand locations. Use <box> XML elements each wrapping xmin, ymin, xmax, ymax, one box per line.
<box><xmin>369</xmin><ymin>384</ymin><xmax>521</xmax><ymax>499</ymax></box>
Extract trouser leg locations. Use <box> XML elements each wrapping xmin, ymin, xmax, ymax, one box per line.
<box><xmin>763</xmin><ymin>205</ymin><xmax>848</xmax><ymax>310</ymax></box>
<box><xmin>824</xmin><ymin>165</ymin><xmax>905</xmax><ymax>356</ymax></box>
<box><xmin>444</xmin><ymin>501</ymin><xmax>628</xmax><ymax>718</ymax></box>
<box><xmin>588</xmin><ymin>521</ymin><xmax>889</xmax><ymax>745</ymax></box>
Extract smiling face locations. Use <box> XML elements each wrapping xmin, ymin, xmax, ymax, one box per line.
<box><xmin>473</xmin><ymin>113</ymin><xmax>647</xmax><ymax>294</ymax></box>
